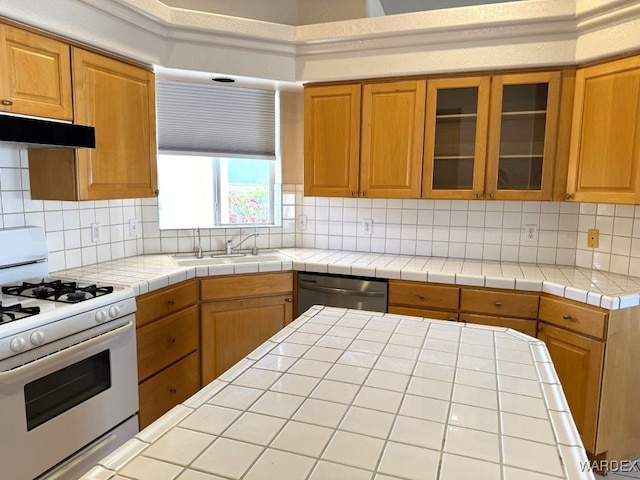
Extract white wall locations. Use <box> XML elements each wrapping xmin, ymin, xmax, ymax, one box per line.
<box><xmin>2</xmin><ymin>145</ymin><xmax>639</xmax><ymax>276</ymax></box>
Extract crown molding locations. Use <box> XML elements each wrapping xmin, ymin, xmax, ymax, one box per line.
<box><xmin>1</xmin><ymin>0</ymin><xmax>639</xmax><ymax>85</ymax></box>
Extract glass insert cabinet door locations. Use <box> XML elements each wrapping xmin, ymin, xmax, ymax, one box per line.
<box><xmin>422</xmin><ymin>77</ymin><xmax>490</xmax><ymax>199</ymax></box>
<box><xmin>485</xmin><ymin>72</ymin><xmax>561</xmax><ymax>200</ymax></box>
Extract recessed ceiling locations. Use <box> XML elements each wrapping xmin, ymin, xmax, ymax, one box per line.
<box><xmin>158</xmin><ymin>0</ymin><xmax>525</xmax><ymax>26</ymax></box>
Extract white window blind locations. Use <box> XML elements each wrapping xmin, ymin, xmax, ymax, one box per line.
<box><xmin>156</xmin><ymin>80</ymin><xmax>276</xmax><ymax>157</ymax></box>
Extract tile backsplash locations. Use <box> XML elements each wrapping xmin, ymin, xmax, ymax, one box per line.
<box><xmin>1</xmin><ymin>144</ymin><xmax>640</xmax><ymax>276</ymax></box>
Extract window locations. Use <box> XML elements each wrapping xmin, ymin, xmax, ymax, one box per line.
<box><xmin>155</xmin><ymin>80</ymin><xmax>279</xmax><ymax>230</ymax></box>
<box><xmin>157</xmin><ymin>155</ymin><xmax>279</xmax><ymax>229</ymax></box>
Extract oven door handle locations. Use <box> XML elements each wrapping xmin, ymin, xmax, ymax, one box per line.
<box><xmin>299</xmin><ymin>281</ymin><xmax>386</xmax><ymax>298</ymax></box>
<box><xmin>0</xmin><ymin>320</ymin><xmax>133</xmax><ymax>381</ymax></box>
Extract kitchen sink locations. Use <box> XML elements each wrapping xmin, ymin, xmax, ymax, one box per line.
<box><xmin>172</xmin><ymin>252</ymin><xmax>290</xmax><ymax>267</ymax></box>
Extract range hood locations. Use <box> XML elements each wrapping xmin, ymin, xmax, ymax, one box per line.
<box><xmin>0</xmin><ymin>114</ymin><xmax>95</xmax><ymax>148</ymax></box>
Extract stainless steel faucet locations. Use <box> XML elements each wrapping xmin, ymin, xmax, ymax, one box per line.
<box><xmin>195</xmin><ymin>227</ymin><xmax>203</xmax><ymax>258</ymax></box>
<box><xmin>226</xmin><ymin>232</ymin><xmax>260</xmax><ymax>255</ymax></box>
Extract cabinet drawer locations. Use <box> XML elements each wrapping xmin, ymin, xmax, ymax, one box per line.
<box><xmin>201</xmin><ymin>272</ymin><xmax>293</xmax><ymax>301</ymax></box>
<box><xmin>136</xmin><ymin>305</ymin><xmax>199</xmax><ymax>381</ymax></box>
<box><xmin>136</xmin><ymin>280</ymin><xmax>198</xmax><ymax>327</ymax></box>
<box><xmin>539</xmin><ymin>296</ymin><xmax>607</xmax><ymax>339</ymax></box>
<box><xmin>389</xmin><ymin>280</ymin><xmax>459</xmax><ymax>310</ymax></box>
<box><xmin>138</xmin><ymin>351</ymin><xmax>200</xmax><ymax>429</ymax></box>
<box><xmin>388</xmin><ymin>305</ymin><xmax>458</xmax><ymax>322</ymax></box>
<box><xmin>461</xmin><ymin>313</ymin><xmax>537</xmax><ymax>338</ymax></box>
<box><xmin>461</xmin><ymin>288</ymin><xmax>539</xmax><ymax>319</ymax></box>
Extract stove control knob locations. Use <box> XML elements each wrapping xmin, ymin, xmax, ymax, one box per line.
<box><xmin>10</xmin><ymin>336</ymin><xmax>26</xmax><ymax>353</ymax></box>
<box><xmin>30</xmin><ymin>331</ymin><xmax>45</xmax><ymax>346</ymax></box>
<box><xmin>95</xmin><ymin>310</ymin><xmax>108</xmax><ymax>323</ymax></box>
<box><xmin>108</xmin><ymin>305</ymin><xmax>121</xmax><ymax>318</ymax></box>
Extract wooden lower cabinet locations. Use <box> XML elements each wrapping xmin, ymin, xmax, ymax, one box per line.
<box><xmin>537</xmin><ymin>322</ymin><xmax>604</xmax><ymax>452</ymax></box>
<box><xmin>538</xmin><ymin>296</ymin><xmax>640</xmax><ymax>463</ymax></box>
<box><xmin>138</xmin><ymin>352</ymin><xmax>200</xmax><ymax>429</ymax></box>
<box><xmin>461</xmin><ymin>313</ymin><xmax>537</xmax><ymax>337</ymax></box>
<box><xmin>136</xmin><ymin>280</ymin><xmax>199</xmax><ymax>429</ymax></box>
<box><xmin>200</xmin><ymin>272</ymin><xmax>294</xmax><ymax>385</ymax></box>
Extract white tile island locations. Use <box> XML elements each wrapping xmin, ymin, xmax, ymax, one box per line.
<box><xmin>82</xmin><ymin>306</ymin><xmax>594</xmax><ymax>480</ymax></box>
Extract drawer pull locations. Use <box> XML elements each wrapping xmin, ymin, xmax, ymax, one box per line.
<box><xmin>168</xmin><ymin>337</ymin><xmax>176</xmax><ymax>344</ymax></box>
<box><xmin>2</xmin><ymin>100</ymin><xmax>13</xmax><ymax>106</ymax></box>
<box><xmin>285</xmin><ymin>298</ymin><xmax>292</xmax><ymax>303</ymax></box>
<box><xmin>417</xmin><ymin>294</ymin><xmax>426</xmax><ymax>300</ymax></box>
<box><xmin>562</xmin><ymin>314</ymin><xmax>572</xmax><ymax>320</ymax></box>
<box><xmin>169</xmin><ymin>388</ymin><xmax>177</xmax><ymax>394</ymax></box>
<box><xmin>494</xmin><ymin>301</ymin><xmax>503</xmax><ymax>307</ymax></box>
<box><xmin>167</xmin><ymin>299</ymin><xmax>175</xmax><ymax>306</ymax></box>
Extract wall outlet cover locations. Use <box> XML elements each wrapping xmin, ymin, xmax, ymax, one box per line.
<box><xmin>587</xmin><ymin>228</ymin><xmax>600</xmax><ymax>248</ymax></box>
<box><xmin>361</xmin><ymin>218</ymin><xmax>373</xmax><ymax>236</ymax></box>
<box><xmin>129</xmin><ymin>218</ymin><xmax>139</xmax><ymax>237</ymax></box>
<box><xmin>524</xmin><ymin>224</ymin><xmax>538</xmax><ymax>243</ymax></box>
<box><xmin>91</xmin><ymin>223</ymin><xmax>102</xmax><ymax>243</ymax></box>
<box><xmin>297</xmin><ymin>215</ymin><xmax>307</xmax><ymax>231</ymax></box>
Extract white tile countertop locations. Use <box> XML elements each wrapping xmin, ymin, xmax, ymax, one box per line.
<box><xmin>81</xmin><ymin>306</ymin><xmax>595</xmax><ymax>480</ymax></box>
<box><xmin>54</xmin><ymin>248</ymin><xmax>640</xmax><ymax>310</ymax></box>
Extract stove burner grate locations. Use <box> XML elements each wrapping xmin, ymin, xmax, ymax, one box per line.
<box><xmin>0</xmin><ymin>303</ymin><xmax>41</xmax><ymax>324</ymax></box>
<box><xmin>1</xmin><ymin>280</ymin><xmax>114</xmax><ymax>303</ymax></box>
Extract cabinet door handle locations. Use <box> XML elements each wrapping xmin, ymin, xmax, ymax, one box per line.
<box><xmin>538</xmin><ymin>325</ymin><xmax>543</xmax><ymax>333</ymax></box>
<box><xmin>494</xmin><ymin>301</ymin><xmax>503</xmax><ymax>307</ymax></box>
<box><xmin>154</xmin><ymin>189</ymin><xmax>160</xmax><ymax>196</ymax></box>
<box><xmin>361</xmin><ymin>191</ymin><xmax>367</xmax><ymax>197</ymax></box>
<box><xmin>1</xmin><ymin>100</ymin><xmax>13</xmax><ymax>106</ymax></box>
<box><xmin>474</xmin><ymin>192</ymin><xmax>482</xmax><ymax>199</ymax></box>
<box><xmin>168</xmin><ymin>337</ymin><xmax>176</xmax><ymax>344</ymax></box>
<box><xmin>285</xmin><ymin>298</ymin><xmax>292</xmax><ymax>303</ymax></box>
<box><xmin>488</xmin><ymin>192</ymin><xmax>495</xmax><ymax>199</ymax></box>
<box><xmin>167</xmin><ymin>299</ymin><xmax>175</xmax><ymax>306</ymax></box>
<box><xmin>350</xmin><ymin>191</ymin><xmax>355</xmax><ymax>197</ymax></box>
<box><xmin>169</xmin><ymin>388</ymin><xmax>177</xmax><ymax>394</ymax></box>
<box><xmin>562</xmin><ymin>314</ymin><xmax>572</xmax><ymax>320</ymax></box>
<box><xmin>566</xmin><ymin>193</ymin><xmax>574</xmax><ymax>200</ymax></box>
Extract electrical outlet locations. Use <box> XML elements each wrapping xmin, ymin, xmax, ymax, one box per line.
<box><xmin>129</xmin><ymin>218</ymin><xmax>139</xmax><ymax>237</ymax></box>
<box><xmin>361</xmin><ymin>218</ymin><xmax>373</xmax><ymax>236</ymax></box>
<box><xmin>91</xmin><ymin>223</ymin><xmax>102</xmax><ymax>243</ymax></box>
<box><xmin>587</xmin><ymin>228</ymin><xmax>600</xmax><ymax>248</ymax></box>
<box><xmin>297</xmin><ymin>215</ymin><xmax>307</xmax><ymax>231</ymax></box>
<box><xmin>524</xmin><ymin>224</ymin><xmax>538</xmax><ymax>243</ymax></box>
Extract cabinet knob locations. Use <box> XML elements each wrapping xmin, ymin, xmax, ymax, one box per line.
<box><xmin>448</xmin><ymin>317</ymin><xmax>457</xmax><ymax>322</ymax></box>
<box><xmin>361</xmin><ymin>191</ymin><xmax>367</xmax><ymax>197</ymax></box>
<box><xmin>566</xmin><ymin>193</ymin><xmax>574</xmax><ymax>200</ymax></box>
<box><xmin>417</xmin><ymin>294</ymin><xmax>426</xmax><ymax>300</ymax></box>
<box><xmin>474</xmin><ymin>192</ymin><xmax>482</xmax><ymax>199</ymax></box>
<box><xmin>494</xmin><ymin>301</ymin><xmax>503</xmax><ymax>307</ymax></box>
<box><xmin>562</xmin><ymin>314</ymin><xmax>572</xmax><ymax>320</ymax></box>
<box><xmin>488</xmin><ymin>192</ymin><xmax>495</xmax><ymax>199</ymax></box>
<box><xmin>350</xmin><ymin>191</ymin><xmax>355</xmax><ymax>197</ymax></box>
<box><xmin>154</xmin><ymin>189</ymin><xmax>160</xmax><ymax>196</ymax></box>
<box><xmin>169</xmin><ymin>388</ymin><xmax>177</xmax><ymax>394</ymax></box>
<box><xmin>285</xmin><ymin>298</ymin><xmax>292</xmax><ymax>303</ymax></box>
<box><xmin>168</xmin><ymin>337</ymin><xmax>176</xmax><ymax>344</ymax></box>
<box><xmin>1</xmin><ymin>100</ymin><xmax>13</xmax><ymax>106</ymax></box>
<box><xmin>167</xmin><ymin>299</ymin><xmax>174</xmax><ymax>306</ymax></box>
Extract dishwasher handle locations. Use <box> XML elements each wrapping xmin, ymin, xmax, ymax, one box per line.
<box><xmin>298</xmin><ymin>281</ymin><xmax>385</xmax><ymax>298</ymax></box>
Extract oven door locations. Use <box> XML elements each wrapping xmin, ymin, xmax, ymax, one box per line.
<box><xmin>0</xmin><ymin>316</ymin><xmax>138</xmax><ymax>480</ymax></box>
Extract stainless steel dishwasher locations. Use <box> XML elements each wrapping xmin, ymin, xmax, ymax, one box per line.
<box><xmin>297</xmin><ymin>272</ymin><xmax>388</xmax><ymax>316</ymax></box>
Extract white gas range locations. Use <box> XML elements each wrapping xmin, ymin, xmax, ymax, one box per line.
<box><xmin>0</xmin><ymin>226</ymin><xmax>139</xmax><ymax>480</ymax></box>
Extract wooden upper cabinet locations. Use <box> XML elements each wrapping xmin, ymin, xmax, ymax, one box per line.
<box><xmin>422</xmin><ymin>76</ymin><xmax>490</xmax><ymax>199</ymax></box>
<box><xmin>360</xmin><ymin>80</ymin><xmax>426</xmax><ymax>198</ymax></box>
<box><xmin>566</xmin><ymin>55</ymin><xmax>640</xmax><ymax>204</ymax></box>
<box><xmin>304</xmin><ymin>84</ymin><xmax>361</xmax><ymax>197</ymax></box>
<box><xmin>72</xmin><ymin>48</ymin><xmax>157</xmax><ymax>199</ymax></box>
<box><xmin>485</xmin><ymin>71</ymin><xmax>561</xmax><ymax>201</ymax></box>
<box><xmin>29</xmin><ymin>48</ymin><xmax>158</xmax><ymax>200</ymax></box>
<box><xmin>0</xmin><ymin>23</ymin><xmax>72</xmax><ymax>120</ymax></box>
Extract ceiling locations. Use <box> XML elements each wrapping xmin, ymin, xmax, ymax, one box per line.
<box><xmin>158</xmin><ymin>0</ymin><xmax>524</xmax><ymax>26</ymax></box>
